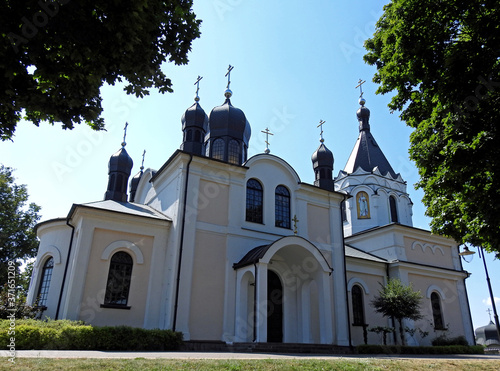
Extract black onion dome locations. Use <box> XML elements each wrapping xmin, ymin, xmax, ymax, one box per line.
<box><xmin>208</xmin><ymin>98</ymin><xmax>250</xmax><ymax>144</ymax></box>
<box><xmin>181</xmin><ymin>102</ymin><xmax>208</xmax><ymax>131</ymax></box>
<box><xmin>312</xmin><ymin>142</ymin><xmax>334</xmax><ymax>169</ymax></box>
<box><xmin>109</xmin><ymin>147</ymin><xmax>133</xmax><ymax>174</ymax></box>
<box><xmin>356</xmin><ymin>98</ymin><xmax>371</xmax><ymax>131</ymax></box>
<box><xmin>476</xmin><ymin>321</ymin><xmax>500</xmax><ymax>346</ymax></box>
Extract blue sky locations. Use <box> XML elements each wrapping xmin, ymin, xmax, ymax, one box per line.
<box><xmin>1</xmin><ymin>1</ymin><xmax>498</xmax><ymax>334</ymax></box>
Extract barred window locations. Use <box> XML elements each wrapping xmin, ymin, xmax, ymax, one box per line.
<box><xmin>212</xmin><ymin>138</ymin><xmax>225</xmax><ymax>160</ymax></box>
<box><xmin>37</xmin><ymin>257</ymin><xmax>54</xmax><ymax>307</ymax></box>
<box><xmin>275</xmin><ymin>185</ymin><xmax>290</xmax><ymax>229</ymax></box>
<box><xmin>246</xmin><ymin>179</ymin><xmax>263</xmax><ymax>223</ymax></box>
<box><xmin>431</xmin><ymin>292</ymin><xmax>445</xmax><ymax>329</ymax></box>
<box><xmin>104</xmin><ymin>252</ymin><xmax>133</xmax><ymax>306</ymax></box>
<box><xmin>352</xmin><ymin>285</ymin><xmax>365</xmax><ymax>326</ymax></box>
<box><xmin>228</xmin><ymin>140</ymin><xmax>240</xmax><ymax>164</ymax></box>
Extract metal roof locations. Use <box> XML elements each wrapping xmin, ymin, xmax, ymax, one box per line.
<box><xmin>69</xmin><ymin>200</ymin><xmax>171</xmax><ymax>221</ymax></box>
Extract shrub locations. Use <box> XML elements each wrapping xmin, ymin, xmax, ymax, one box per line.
<box><xmin>431</xmin><ymin>335</ymin><xmax>469</xmax><ymax>346</ymax></box>
<box><xmin>0</xmin><ymin>319</ymin><xmax>183</xmax><ymax>351</ymax></box>
<box><xmin>357</xmin><ymin>344</ymin><xmax>484</xmax><ymax>355</ymax></box>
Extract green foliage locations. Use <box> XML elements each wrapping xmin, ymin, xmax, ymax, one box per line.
<box><xmin>0</xmin><ymin>165</ymin><xmax>41</xmax><ymax>285</ymax></box>
<box><xmin>370</xmin><ymin>279</ymin><xmax>423</xmax><ymax>345</ymax></box>
<box><xmin>368</xmin><ymin>326</ymin><xmax>395</xmax><ymax>345</ymax></box>
<box><xmin>364</xmin><ymin>0</ymin><xmax>500</xmax><ymax>256</ymax></box>
<box><xmin>0</xmin><ymin>0</ymin><xmax>201</xmax><ymax>140</ymax></box>
<box><xmin>0</xmin><ymin>319</ymin><xmax>183</xmax><ymax>350</ymax></box>
<box><xmin>357</xmin><ymin>344</ymin><xmax>484</xmax><ymax>355</ymax></box>
<box><xmin>431</xmin><ymin>334</ymin><xmax>469</xmax><ymax>346</ymax></box>
<box><xmin>0</xmin><ymin>284</ymin><xmax>40</xmax><ymax>319</ymax></box>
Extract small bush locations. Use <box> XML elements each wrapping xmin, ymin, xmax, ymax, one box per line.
<box><xmin>357</xmin><ymin>344</ymin><xmax>484</xmax><ymax>355</ymax></box>
<box><xmin>0</xmin><ymin>319</ymin><xmax>183</xmax><ymax>351</ymax></box>
<box><xmin>432</xmin><ymin>335</ymin><xmax>469</xmax><ymax>346</ymax></box>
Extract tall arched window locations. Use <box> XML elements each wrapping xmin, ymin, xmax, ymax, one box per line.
<box><xmin>275</xmin><ymin>185</ymin><xmax>290</xmax><ymax>229</ymax></box>
<box><xmin>104</xmin><ymin>251</ymin><xmax>133</xmax><ymax>307</ymax></box>
<box><xmin>352</xmin><ymin>285</ymin><xmax>365</xmax><ymax>326</ymax></box>
<box><xmin>228</xmin><ymin>139</ymin><xmax>240</xmax><ymax>164</ymax></box>
<box><xmin>389</xmin><ymin>195</ymin><xmax>398</xmax><ymax>223</ymax></box>
<box><xmin>212</xmin><ymin>138</ymin><xmax>225</xmax><ymax>160</ymax></box>
<box><xmin>37</xmin><ymin>257</ymin><xmax>54</xmax><ymax>307</ymax></box>
<box><xmin>431</xmin><ymin>292</ymin><xmax>445</xmax><ymax>329</ymax></box>
<box><xmin>246</xmin><ymin>179</ymin><xmax>263</xmax><ymax>223</ymax></box>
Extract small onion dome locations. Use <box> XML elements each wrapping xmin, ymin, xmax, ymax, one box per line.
<box><xmin>181</xmin><ymin>102</ymin><xmax>208</xmax><ymax>132</ymax></box>
<box><xmin>128</xmin><ymin>170</ymin><xmax>143</xmax><ymax>202</ymax></box>
<box><xmin>108</xmin><ymin>147</ymin><xmax>133</xmax><ymax>175</ymax></box>
<box><xmin>476</xmin><ymin>321</ymin><xmax>500</xmax><ymax>346</ymax></box>
<box><xmin>356</xmin><ymin>97</ymin><xmax>371</xmax><ymax>131</ymax></box>
<box><xmin>312</xmin><ymin>142</ymin><xmax>334</xmax><ymax>169</ymax></box>
<box><xmin>208</xmin><ymin>97</ymin><xmax>250</xmax><ymax>145</ymax></box>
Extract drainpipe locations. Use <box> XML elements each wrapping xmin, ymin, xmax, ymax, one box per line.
<box><xmin>385</xmin><ymin>262</ymin><xmax>397</xmax><ymax>344</ymax></box>
<box><xmin>172</xmin><ymin>153</ymin><xmax>193</xmax><ymax>332</ymax></box>
<box><xmin>55</xmin><ymin>218</ymin><xmax>75</xmax><ymax>320</ymax></box>
<box><xmin>340</xmin><ymin>195</ymin><xmax>353</xmax><ymax>349</ymax></box>
<box><xmin>253</xmin><ymin>263</ymin><xmax>258</xmax><ymax>342</ymax></box>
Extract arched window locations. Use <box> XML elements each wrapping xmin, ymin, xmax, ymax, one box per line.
<box><xmin>212</xmin><ymin>138</ymin><xmax>225</xmax><ymax>160</ymax></box>
<box><xmin>228</xmin><ymin>139</ymin><xmax>240</xmax><ymax>164</ymax></box>
<box><xmin>341</xmin><ymin>200</ymin><xmax>347</xmax><ymax>222</ymax></box>
<box><xmin>275</xmin><ymin>185</ymin><xmax>290</xmax><ymax>229</ymax></box>
<box><xmin>389</xmin><ymin>195</ymin><xmax>398</xmax><ymax>223</ymax></box>
<box><xmin>246</xmin><ymin>179</ymin><xmax>263</xmax><ymax>223</ymax></box>
<box><xmin>186</xmin><ymin>129</ymin><xmax>193</xmax><ymax>141</ymax></box>
<box><xmin>352</xmin><ymin>285</ymin><xmax>365</xmax><ymax>326</ymax></box>
<box><xmin>37</xmin><ymin>257</ymin><xmax>54</xmax><ymax>307</ymax></box>
<box><xmin>194</xmin><ymin>130</ymin><xmax>201</xmax><ymax>143</ymax></box>
<box><xmin>104</xmin><ymin>252</ymin><xmax>133</xmax><ymax>306</ymax></box>
<box><xmin>431</xmin><ymin>292</ymin><xmax>445</xmax><ymax>329</ymax></box>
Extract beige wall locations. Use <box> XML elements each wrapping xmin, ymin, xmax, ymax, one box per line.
<box><xmin>404</xmin><ymin>237</ymin><xmax>454</xmax><ymax>269</ymax></box>
<box><xmin>408</xmin><ymin>273</ymin><xmax>465</xmax><ymax>342</ymax></box>
<box><xmin>78</xmin><ymin>228</ymin><xmax>154</xmax><ymax>327</ymax></box>
<box><xmin>307</xmin><ymin>204</ymin><xmax>331</xmax><ymax>244</ymax></box>
<box><xmin>197</xmin><ymin>179</ymin><xmax>229</xmax><ymax>226</ymax></box>
<box><xmin>346</xmin><ymin>270</ymin><xmax>388</xmax><ymax>345</ymax></box>
<box><xmin>189</xmin><ymin>230</ymin><xmax>227</xmax><ymax>340</ymax></box>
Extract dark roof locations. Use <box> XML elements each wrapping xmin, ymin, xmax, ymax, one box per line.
<box><xmin>233</xmin><ymin>244</ymin><xmax>270</xmax><ymax>269</ymax></box>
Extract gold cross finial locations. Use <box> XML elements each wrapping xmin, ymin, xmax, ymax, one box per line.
<box><xmin>317</xmin><ymin>120</ymin><xmax>326</xmax><ymax>143</ymax></box>
<box><xmin>292</xmin><ymin>215</ymin><xmax>299</xmax><ymax>235</ymax></box>
<box><xmin>140</xmin><ymin>150</ymin><xmax>146</xmax><ymax>171</ymax></box>
<box><xmin>355</xmin><ymin>79</ymin><xmax>366</xmax><ymax>98</ymax></box>
<box><xmin>122</xmin><ymin>122</ymin><xmax>129</xmax><ymax>147</ymax></box>
<box><xmin>261</xmin><ymin>127</ymin><xmax>274</xmax><ymax>154</ymax></box>
<box><xmin>225</xmin><ymin>65</ymin><xmax>234</xmax><ymax>89</ymax></box>
<box><xmin>487</xmin><ymin>308</ymin><xmax>493</xmax><ymax>322</ymax></box>
<box><xmin>194</xmin><ymin>75</ymin><xmax>203</xmax><ymax>101</ymax></box>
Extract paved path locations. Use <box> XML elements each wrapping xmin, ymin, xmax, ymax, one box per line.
<box><xmin>2</xmin><ymin>350</ymin><xmax>500</xmax><ymax>360</ymax></box>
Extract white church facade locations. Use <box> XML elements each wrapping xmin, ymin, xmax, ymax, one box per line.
<box><xmin>27</xmin><ymin>77</ymin><xmax>475</xmax><ymax>347</ymax></box>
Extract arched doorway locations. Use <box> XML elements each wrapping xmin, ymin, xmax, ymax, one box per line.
<box><xmin>267</xmin><ymin>270</ymin><xmax>283</xmax><ymax>342</ymax></box>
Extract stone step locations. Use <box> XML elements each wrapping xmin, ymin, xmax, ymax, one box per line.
<box><xmin>181</xmin><ymin>341</ymin><xmax>352</xmax><ymax>354</ymax></box>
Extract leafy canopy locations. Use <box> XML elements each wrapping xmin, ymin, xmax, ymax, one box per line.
<box><xmin>0</xmin><ymin>165</ymin><xmax>41</xmax><ymax>285</ymax></box>
<box><xmin>364</xmin><ymin>0</ymin><xmax>500</xmax><ymax>255</ymax></box>
<box><xmin>0</xmin><ymin>0</ymin><xmax>201</xmax><ymax>140</ymax></box>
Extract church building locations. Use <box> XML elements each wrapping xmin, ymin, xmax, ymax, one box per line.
<box><xmin>27</xmin><ymin>72</ymin><xmax>475</xmax><ymax>347</ymax></box>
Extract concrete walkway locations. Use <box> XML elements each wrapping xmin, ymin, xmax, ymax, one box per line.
<box><xmin>2</xmin><ymin>350</ymin><xmax>500</xmax><ymax>360</ymax></box>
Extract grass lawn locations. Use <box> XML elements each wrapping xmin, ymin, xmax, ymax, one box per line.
<box><xmin>2</xmin><ymin>358</ymin><xmax>500</xmax><ymax>371</ymax></box>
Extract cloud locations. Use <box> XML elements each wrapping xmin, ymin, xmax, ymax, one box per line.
<box><xmin>482</xmin><ymin>297</ymin><xmax>500</xmax><ymax>306</ymax></box>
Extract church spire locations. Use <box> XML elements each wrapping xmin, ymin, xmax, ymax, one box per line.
<box><xmin>105</xmin><ymin>123</ymin><xmax>134</xmax><ymax>202</ymax></box>
<box><xmin>181</xmin><ymin>75</ymin><xmax>208</xmax><ymax>156</ymax></box>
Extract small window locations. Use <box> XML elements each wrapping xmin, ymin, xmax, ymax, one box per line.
<box><xmin>352</xmin><ymin>285</ymin><xmax>365</xmax><ymax>326</ymax></box>
<box><xmin>186</xmin><ymin>129</ymin><xmax>193</xmax><ymax>141</ymax></box>
<box><xmin>228</xmin><ymin>140</ymin><xmax>240</xmax><ymax>164</ymax></box>
<box><xmin>246</xmin><ymin>179</ymin><xmax>263</xmax><ymax>223</ymax></box>
<box><xmin>341</xmin><ymin>200</ymin><xmax>347</xmax><ymax>222</ymax></box>
<box><xmin>431</xmin><ymin>292</ymin><xmax>445</xmax><ymax>329</ymax></box>
<box><xmin>37</xmin><ymin>257</ymin><xmax>54</xmax><ymax>307</ymax></box>
<box><xmin>389</xmin><ymin>195</ymin><xmax>398</xmax><ymax>223</ymax></box>
<box><xmin>194</xmin><ymin>130</ymin><xmax>201</xmax><ymax>143</ymax></box>
<box><xmin>212</xmin><ymin>138</ymin><xmax>225</xmax><ymax>160</ymax></box>
<box><xmin>275</xmin><ymin>185</ymin><xmax>290</xmax><ymax>229</ymax></box>
<box><xmin>104</xmin><ymin>252</ymin><xmax>133</xmax><ymax>306</ymax></box>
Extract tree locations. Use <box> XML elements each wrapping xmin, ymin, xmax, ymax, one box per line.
<box><xmin>371</xmin><ymin>278</ymin><xmax>423</xmax><ymax>345</ymax></box>
<box><xmin>0</xmin><ymin>165</ymin><xmax>41</xmax><ymax>285</ymax></box>
<box><xmin>364</xmin><ymin>1</ymin><xmax>500</xmax><ymax>256</ymax></box>
<box><xmin>0</xmin><ymin>0</ymin><xmax>201</xmax><ymax>140</ymax></box>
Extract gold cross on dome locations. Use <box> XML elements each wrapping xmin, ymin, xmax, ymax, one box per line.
<box><xmin>225</xmin><ymin>64</ymin><xmax>234</xmax><ymax>89</ymax></box>
<box><xmin>140</xmin><ymin>150</ymin><xmax>146</xmax><ymax>171</ymax></box>
<box><xmin>317</xmin><ymin>120</ymin><xmax>326</xmax><ymax>142</ymax></box>
<box><xmin>194</xmin><ymin>75</ymin><xmax>203</xmax><ymax>98</ymax></box>
<box><xmin>261</xmin><ymin>127</ymin><xmax>274</xmax><ymax>153</ymax></box>
<box><xmin>122</xmin><ymin>122</ymin><xmax>129</xmax><ymax>147</ymax></box>
<box><xmin>355</xmin><ymin>79</ymin><xmax>366</xmax><ymax>98</ymax></box>
<box><xmin>292</xmin><ymin>215</ymin><xmax>299</xmax><ymax>235</ymax></box>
